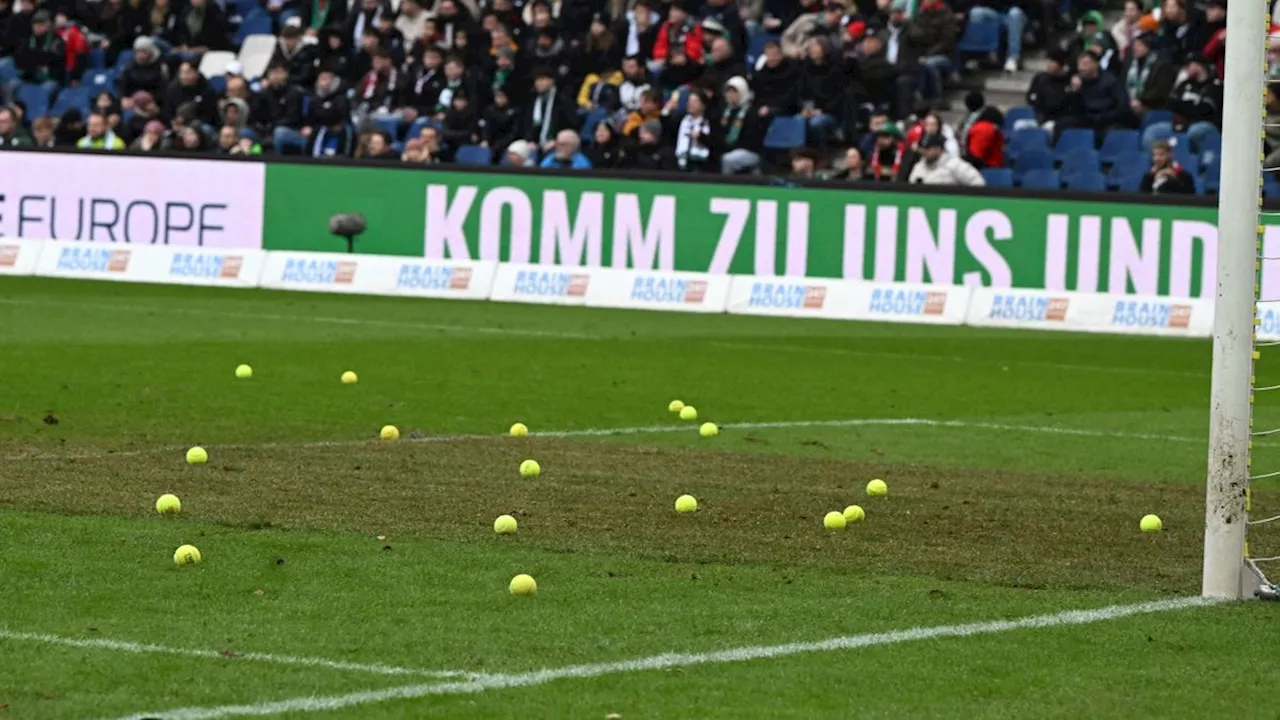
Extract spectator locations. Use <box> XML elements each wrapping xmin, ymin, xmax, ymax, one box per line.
<box><xmin>124</xmin><ymin>90</ymin><xmax>161</xmax><ymax>141</ymax></box>
<box><xmin>402</xmin><ymin>45</ymin><xmax>445</xmax><ymax>122</ymax></box>
<box><xmin>440</xmin><ymin>88</ymin><xmax>478</xmax><ymax>148</ymax></box>
<box><xmin>958</xmin><ymin>99</ymin><xmax>1005</xmax><ymax>169</ymax></box>
<box><xmin>219</xmin><ymin>95</ymin><xmax>250</xmax><ymax>131</ymax></box>
<box><xmin>1266</xmin><ymin>87</ymin><xmax>1280</xmax><ymax>171</ymax></box>
<box><xmin>1072</xmin><ymin>11</ymin><xmax>1116</xmax><ymax>70</ymax></box>
<box><xmin>698</xmin><ymin>37</ymin><xmax>745</xmax><ymax>99</ymax></box>
<box><xmin>93</xmin><ymin>91</ymin><xmax>124</xmax><ymax>131</ymax></box>
<box><xmin>751</xmin><ymin>41</ymin><xmax>800</xmax><ymax>118</ymax></box>
<box><xmin>235</xmin><ymin>129</ymin><xmax>263</xmax><ymax>155</ymax></box>
<box><xmin>782</xmin><ymin>0</ymin><xmax>849</xmax><ymax>59</ymax></box>
<box><xmin>253</xmin><ymin>62</ymin><xmax>305</xmax><ymax>142</ymax></box>
<box><xmin>129</xmin><ymin>119</ymin><xmax>169</xmax><ymax>151</ymax></box>
<box><xmin>355</xmin><ymin>46</ymin><xmax>404</xmax><ymax>120</ymax></box>
<box><xmin>314</xmin><ymin>26</ymin><xmax>353</xmax><ymax>83</ymax></box>
<box><xmin>867</xmin><ymin>122</ymin><xmax>906</xmax><ymax>182</ymax></box>
<box><xmin>909</xmin><ymin>109</ymin><xmax>960</xmax><ymax>157</ymax></box>
<box><xmin>1147</xmin><ymin>54</ymin><xmax>1222</xmax><ymax>151</ymax></box>
<box><xmin>790</xmin><ymin>147</ymin><xmax>820</xmax><ymax>179</ymax></box>
<box><xmin>1026</xmin><ymin>47</ymin><xmax>1071</xmax><ymax>132</ymax></box>
<box><xmin>624</xmin><ymin>118</ymin><xmax>675</xmax><ymax>170</ymax></box>
<box><xmin>30</xmin><ymin>116</ymin><xmax>56</xmax><ymax>148</ymax></box>
<box><xmin>118</xmin><ymin>37</ymin><xmax>169</xmax><ymax>103</ymax></box>
<box><xmin>54</xmin><ymin>11</ymin><xmax>88</xmax><ymax>82</ymax></box>
<box><xmin>54</xmin><ymin>108</ymin><xmax>85</xmax><ymax>146</ymax></box>
<box><xmin>719</xmin><ymin>75</ymin><xmax>766</xmax><ymax>174</ymax></box>
<box><xmin>907</xmin><ymin>134</ymin><xmax>986</xmax><ymax>185</ymax></box>
<box><xmin>962</xmin><ymin>0</ymin><xmax>1027</xmax><ymax>73</ymax></box>
<box><xmin>1061</xmin><ymin>50</ymin><xmax>1131</xmax><ymax>134</ymax></box>
<box><xmin>577</xmin><ymin>56</ymin><xmax>622</xmax><ymax>113</ymax></box>
<box><xmin>175</xmin><ymin>124</ymin><xmax>208</xmax><ymax>152</ymax></box>
<box><xmin>0</xmin><ymin>105</ymin><xmax>32</xmax><ymax>148</ymax></box>
<box><xmin>622</xmin><ymin>88</ymin><xmax>662</xmax><ymax>139</ymax></box>
<box><xmin>271</xmin><ymin>24</ymin><xmax>317</xmax><ymax>88</ymax></box>
<box><xmin>856</xmin><ymin>34</ymin><xmax>901</xmax><ymax>119</ymax></box>
<box><xmin>672</xmin><ymin>91</ymin><xmax>718</xmax><ymax>172</ymax></box>
<box><xmin>586</xmin><ymin>119</ymin><xmax>625</xmax><ymax>168</ymax></box>
<box><xmin>504</xmin><ymin>138</ymin><xmax>536</xmax><ymax>167</ymax></box>
<box><xmin>480</xmin><ymin>87</ymin><xmax>519</xmax><ymax>158</ymax></box>
<box><xmin>831</xmin><ymin>146</ymin><xmax>865</xmax><ymax>180</ymax></box>
<box><xmin>0</xmin><ymin>0</ymin><xmax>20</xmax><ymax>64</ymax></box>
<box><xmin>799</xmin><ymin>38</ymin><xmax>844</xmax><ymax>150</ymax></box>
<box><xmin>906</xmin><ymin>0</ymin><xmax>957</xmax><ymax>106</ymax></box>
<box><xmin>145</xmin><ymin>0</ymin><xmax>178</xmax><ymax>45</ymax></box>
<box><xmin>700</xmin><ymin>0</ymin><xmax>749</xmax><ymax>62</ymax></box>
<box><xmin>582</xmin><ymin>13</ymin><xmax>622</xmax><ymax>74</ymax></box>
<box><xmin>355</xmin><ymin>129</ymin><xmax>397</xmax><ymax>159</ymax></box>
<box><xmin>76</xmin><ymin>112</ymin><xmax>125</xmax><ymax>149</ymax></box>
<box><xmin>655</xmin><ymin>45</ymin><xmax>702</xmax><ymax>96</ymax></box>
<box><xmin>164</xmin><ymin>60</ymin><xmax>217</xmax><ymax>124</ymax></box>
<box><xmin>419</xmin><ymin>123</ymin><xmax>446</xmax><ymax>160</ymax></box>
<box><xmin>172</xmin><ymin>0</ymin><xmax>227</xmax><ymax>54</ymax></box>
<box><xmin>540</xmin><ymin>128</ymin><xmax>592</xmax><ymax>169</ymax></box>
<box><xmin>618</xmin><ymin>0</ymin><xmax>660</xmax><ymax>65</ymax></box>
<box><xmin>395</xmin><ymin>0</ymin><xmax>429</xmax><ymax>45</ymax></box>
<box><xmin>216</xmin><ymin>124</ymin><xmax>240</xmax><ymax>153</ymax></box>
<box><xmin>1139</xmin><ymin>138</ymin><xmax>1196</xmax><ymax>193</ymax></box>
<box><xmin>1111</xmin><ymin>0</ymin><xmax>1144</xmax><ymax>61</ymax></box>
<box><xmin>301</xmin><ymin>0</ymin><xmax>348</xmax><ymax>37</ymax></box>
<box><xmin>523</xmin><ymin>66</ymin><xmax>575</xmax><ymax>152</ymax></box>
<box><xmin>16</xmin><ymin>10</ymin><xmax>67</xmax><ymax>93</ymax></box>
<box><xmin>653</xmin><ymin>1</ymin><xmax>704</xmax><ymax>68</ymax></box>
<box><xmin>616</xmin><ymin>55</ymin><xmax>653</xmax><ymax>117</ymax></box>
<box><xmin>1123</xmin><ymin>33</ymin><xmax>1176</xmax><ymax>118</ymax></box>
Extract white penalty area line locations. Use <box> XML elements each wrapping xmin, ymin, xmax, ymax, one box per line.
<box><xmin>3</xmin><ymin>416</ymin><xmax>1212</xmax><ymax>462</ymax></box>
<box><xmin>112</xmin><ymin>596</ymin><xmax>1223</xmax><ymax>720</ymax></box>
<box><xmin>0</xmin><ymin>629</ymin><xmax>472</xmax><ymax>680</ymax></box>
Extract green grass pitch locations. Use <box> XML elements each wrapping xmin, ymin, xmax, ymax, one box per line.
<box><xmin>1</xmin><ymin>275</ymin><xmax>1278</xmax><ymax>719</ymax></box>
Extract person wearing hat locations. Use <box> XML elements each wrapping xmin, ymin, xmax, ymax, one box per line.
<box><xmin>1026</xmin><ymin>47</ymin><xmax>1071</xmax><ymax>130</ymax></box>
<box><xmin>1121</xmin><ymin>32</ymin><xmax>1175</xmax><ymax>117</ymax></box>
<box><xmin>719</xmin><ymin>75</ymin><xmax>766</xmax><ymax>174</ymax></box>
<box><xmin>653</xmin><ymin>0</ymin><xmax>705</xmax><ymax>67</ymax></box>
<box><xmin>504</xmin><ymin>138</ymin><xmax>536</xmax><ymax>167</ymax></box>
<box><xmin>129</xmin><ymin>119</ymin><xmax>170</xmax><ymax>152</ymax></box>
<box><xmin>523</xmin><ymin>65</ymin><xmax>576</xmax><ymax>152</ymax></box>
<box><xmin>907</xmin><ymin>133</ymin><xmax>985</xmax><ymax>186</ymax></box>
<box><xmin>119</xmin><ymin>36</ymin><xmax>169</xmax><ymax>102</ymax></box>
<box><xmin>15</xmin><ymin>9</ymin><xmax>68</xmax><ymax>90</ymax></box>
<box><xmin>867</xmin><ymin>122</ymin><xmax>908</xmax><ymax>182</ymax></box>
<box><xmin>1140</xmin><ymin>52</ymin><xmax>1222</xmax><ymax>151</ymax></box>
<box><xmin>623</xmin><ymin>117</ymin><xmax>677</xmax><ymax>171</ymax></box>
<box><xmin>698</xmin><ymin>0</ymin><xmax>749</xmax><ymax>65</ymax></box>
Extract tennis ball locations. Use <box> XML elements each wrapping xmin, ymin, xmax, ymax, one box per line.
<box><xmin>843</xmin><ymin>505</ymin><xmax>865</xmax><ymax>523</ymax></box>
<box><xmin>185</xmin><ymin>446</ymin><xmax>208</xmax><ymax>465</ymax></box>
<box><xmin>380</xmin><ymin>425</ymin><xmax>400</xmax><ymax>441</ymax></box>
<box><xmin>1140</xmin><ymin>514</ymin><xmax>1163</xmax><ymax>532</ymax></box>
<box><xmin>668</xmin><ymin>399</ymin><xmax>685</xmax><ymax>413</ymax></box>
<box><xmin>823</xmin><ymin>511</ymin><xmax>847</xmax><ymax>530</ymax></box>
<box><xmin>235</xmin><ymin>364</ymin><xmax>252</xmax><ymax>379</ymax></box>
<box><xmin>519</xmin><ymin>459</ymin><xmax>541</xmax><ymax>478</ymax></box>
<box><xmin>675</xmin><ymin>494</ymin><xmax>698</xmax><ymax>513</ymax></box>
<box><xmin>509</xmin><ymin>573</ymin><xmax>537</xmax><ymax>596</ymax></box>
<box><xmin>155</xmin><ymin>494</ymin><xmax>181</xmax><ymax>515</ymax></box>
<box><xmin>494</xmin><ymin>514</ymin><xmax>518</xmax><ymax>534</ymax></box>
<box><xmin>509</xmin><ymin>422</ymin><xmax>529</xmax><ymax>437</ymax></box>
<box><xmin>341</xmin><ymin>370</ymin><xmax>358</xmax><ymax>385</ymax></box>
<box><xmin>173</xmin><ymin>544</ymin><xmax>202</xmax><ymax>566</ymax></box>
<box><xmin>866</xmin><ymin>478</ymin><xmax>888</xmax><ymax>497</ymax></box>
<box><xmin>679</xmin><ymin>405</ymin><xmax>698</xmax><ymax>421</ymax></box>
<box><xmin>699</xmin><ymin>422</ymin><xmax>719</xmax><ymax>438</ymax></box>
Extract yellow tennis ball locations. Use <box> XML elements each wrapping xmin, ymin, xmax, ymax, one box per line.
<box><xmin>173</xmin><ymin>544</ymin><xmax>202</xmax><ymax>566</ymax></box>
<box><xmin>509</xmin><ymin>422</ymin><xmax>529</xmax><ymax>437</ymax></box>
<box><xmin>679</xmin><ymin>405</ymin><xmax>698</xmax><ymax>421</ymax></box>
<box><xmin>380</xmin><ymin>425</ymin><xmax>400</xmax><ymax>441</ymax></box>
<box><xmin>185</xmin><ymin>446</ymin><xmax>208</xmax><ymax>465</ymax></box>
<box><xmin>509</xmin><ymin>573</ymin><xmax>537</xmax><ymax>595</ymax></box>
<box><xmin>866</xmin><ymin>479</ymin><xmax>887</xmax><ymax>497</ymax></box>
<box><xmin>823</xmin><ymin>511</ymin><xmax>847</xmax><ymax>530</ymax></box>
<box><xmin>843</xmin><ymin>505</ymin><xmax>865</xmax><ymax>523</ymax></box>
<box><xmin>699</xmin><ymin>422</ymin><xmax>719</xmax><ymax>438</ymax></box>
<box><xmin>155</xmin><ymin>494</ymin><xmax>181</xmax><ymax>515</ymax></box>
<box><xmin>494</xmin><ymin>514</ymin><xmax>518</xmax><ymax>534</ymax></box>
<box><xmin>1140</xmin><ymin>514</ymin><xmax>1163</xmax><ymax>532</ymax></box>
<box><xmin>519</xmin><ymin>459</ymin><xmax>541</xmax><ymax>478</ymax></box>
<box><xmin>235</xmin><ymin>364</ymin><xmax>252</xmax><ymax>379</ymax></box>
<box><xmin>341</xmin><ymin>370</ymin><xmax>358</xmax><ymax>385</ymax></box>
<box><xmin>668</xmin><ymin>399</ymin><xmax>685</xmax><ymax>413</ymax></box>
<box><xmin>675</xmin><ymin>494</ymin><xmax>698</xmax><ymax>513</ymax></box>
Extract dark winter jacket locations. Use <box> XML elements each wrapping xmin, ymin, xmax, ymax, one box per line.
<box><xmin>751</xmin><ymin>58</ymin><xmax>801</xmax><ymax>115</ymax></box>
<box><xmin>16</xmin><ymin>30</ymin><xmax>67</xmax><ymax>84</ymax></box>
<box><xmin>270</xmin><ymin>40</ymin><xmax>317</xmax><ymax>87</ymax></box>
<box><xmin>252</xmin><ymin>82</ymin><xmax>304</xmax><ymax>133</ymax></box>
<box><xmin>1026</xmin><ymin>70</ymin><xmax>1070</xmax><ymax>123</ymax></box>
<box><xmin>164</xmin><ymin>76</ymin><xmax>219</xmax><ymax>125</ymax></box>
<box><xmin>1167</xmin><ymin>75</ymin><xmax>1222</xmax><ymax>129</ymax></box>
<box><xmin>799</xmin><ymin>55</ymin><xmax>845</xmax><ymax>114</ymax></box>
<box><xmin>1066</xmin><ymin>71</ymin><xmax>1129</xmax><ymax>126</ymax></box>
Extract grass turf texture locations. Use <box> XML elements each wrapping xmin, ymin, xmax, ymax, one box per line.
<box><xmin>1</xmin><ymin>276</ymin><xmax>1278</xmax><ymax>718</ymax></box>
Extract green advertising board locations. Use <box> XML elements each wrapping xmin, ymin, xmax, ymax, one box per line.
<box><xmin>264</xmin><ymin>163</ymin><xmax>1272</xmax><ymax>298</ymax></box>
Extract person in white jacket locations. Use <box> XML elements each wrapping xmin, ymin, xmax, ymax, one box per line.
<box><xmin>907</xmin><ymin>134</ymin><xmax>986</xmax><ymax>187</ymax></box>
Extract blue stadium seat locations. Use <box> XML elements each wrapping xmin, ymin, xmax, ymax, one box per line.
<box><xmin>454</xmin><ymin>144</ymin><xmax>492</xmax><ymax>165</ymax></box>
<box><xmin>1006</xmin><ymin>127</ymin><xmax>1049</xmax><ymax>161</ymax></box>
<box><xmin>1140</xmin><ymin>109</ymin><xmax>1173</xmax><ymax>130</ymax></box>
<box><xmin>209</xmin><ymin>75</ymin><xmax>228</xmax><ymax>94</ymax></box>
<box><xmin>981</xmin><ymin>168</ymin><xmax>1014</xmax><ymax>187</ymax></box>
<box><xmin>579</xmin><ymin>107</ymin><xmax>608</xmax><ymax>143</ymax></box>
<box><xmin>373</xmin><ymin>116</ymin><xmax>401</xmax><ymax>141</ymax></box>
<box><xmin>1002</xmin><ymin>105</ymin><xmax>1034</xmax><ymax>133</ymax></box>
<box><xmin>1053</xmin><ymin>128</ymin><xmax>1095</xmax><ymax>162</ymax></box>
<box><xmin>87</xmin><ymin>48</ymin><xmax>108</xmax><ymax>70</ymax></box>
<box><xmin>1263</xmin><ymin>174</ymin><xmax>1280</xmax><ymax>199</ymax></box>
<box><xmin>1065</xmin><ymin>171</ymin><xmax>1106</xmax><ymax>191</ymax></box>
<box><xmin>114</xmin><ymin>50</ymin><xmax>135</xmax><ymax>72</ymax></box>
<box><xmin>956</xmin><ymin>19</ymin><xmax>1000</xmax><ymax>54</ymax></box>
<box><xmin>234</xmin><ymin>9</ymin><xmax>273</xmax><ymax>47</ymax></box>
<box><xmin>50</xmin><ymin>86</ymin><xmax>92</xmax><ymax>117</ymax></box>
<box><xmin>84</xmin><ymin>69</ymin><xmax>117</xmax><ymax>97</ymax></box>
<box><xmin>1021</xmin><ymin>168</ymin><xmax>1061</xmax><ymax>189</ymax></box>
<box><xmin>0</xmin><ymin>58</ymin><xmax>16</xmax><ymax>86</ymax></box>
<box><xmin>405</xmin><ymin>116</ymin><xmax>437</xmax><ymax>140</ymax></box>
<box><xmin>1098</xmin><ymin>129</ymin><xmax>1139</xmax><ymax>166</ymax></box>
<box><xmin>1060</xmin><ymin>149</ymin><xmax>1100</xmax><ymax>177</ymax></box>
<box><xmin>1171</xmin><ymin>136</ymin><xmax>1194</xmax><ymax>166</ymax></box>
<box><xmin>1107</xmin><ymin>151</ymin><xmax>1147</xmax><ymax>188</ymax></box>
<box><xmin>1012</xmin><ymin>147</ymin><xmax>1053</xmax><ymax>182</ymax></box>
<box><xmin>762</xmin><ymin>115</ymin><xmax>805</xmax><ymax>150</ymax></box>
<box><xmin>15</xmin><ymin>83</ymin><xmax>52</xmax><ymax>118</ymax></box>
<box><xmin>746</xmin><ymin>32</ymin><xmax>779</xmax><ymax>67</ymax></box>
<box><xmin>1203</xmin><ymin>157</ymin><xmax>1222</xmax><ymax>193</ymax></box>
<box><xmin>1115</xmin><ymin>171</ymin><xmax>1144</xmax><ymax>193</ymax></box>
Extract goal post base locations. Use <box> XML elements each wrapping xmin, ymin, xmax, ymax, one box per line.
<box><xmin>1245</xmin><ymin>559</ymin><xmax>1276</xmax><ymax>600</ymax></box>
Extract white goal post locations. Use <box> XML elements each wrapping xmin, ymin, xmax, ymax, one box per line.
<box><xmin>1203</xmin><ymin>0</ymin><xmax>1269</xmax><ymax>599</ymax></box>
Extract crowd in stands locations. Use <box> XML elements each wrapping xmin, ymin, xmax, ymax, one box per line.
<box><xmin>0</xmin><ymin>0</ymin><xmax>1259</xmax><ymax>194</ymax></box>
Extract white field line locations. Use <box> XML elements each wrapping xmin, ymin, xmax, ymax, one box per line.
<box><xmin>112</xmin><ymin>596</ymin><xmax>1224</xmax><ymax>720</ymax></box>
<box><xmin>2</xmin><ymin>417</ymin><xmax>1212</xmax><ymax>463</ymax></box>
<box><xmin>0</xmin><ymin>629</ymin><xmax>473</xmax><ymax>679</ymax></box>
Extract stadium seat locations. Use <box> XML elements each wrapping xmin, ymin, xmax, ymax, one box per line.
<box><xmin>1171</xmin><ymin>137</ymin><xmax>1194</xmax><ymax>166</ymax></box>
<box><xmin>1021</xmin><ymin>168</ymin><xmax>1061</xmax><ymax>189</ymax></box>
<box><xmin>762</xmin><ymin>115</ymin><xmax>806</xmax><ymax>150</ymax></box>
<box><xmin>1115</xmin><ymin>171</ymin><xmax>1144</xmax><ymax>192</ymax></box>
<box><xmin>15</xmin><ymin>83</ymin><xmax>52</xmax><ymax>118</ymax></box>
<box><xmin>209</xmin><ymin>75</ymin><xmax>228</xmax><ymax>94</ymax></box>
<box><xmin>234</xmin><ymin>9</ymin><xmax>273</xmax><ymax>47</ymax></box>
<box><xmin>981</xmin><ymin>168</ymin><xmax>1014</xmax><ymax>187</ymax></box>
<box><xmin>1263</xmin><ymin>174</ymin><xmax>1280</xmax><ymax>199</ymax></box>
<box><xmin>454</xmin><ymin>144</ymin><xmax>492</xmax><ymax>165</ymax></box>
<box><xmin>50</xmin><ymin>86</ymin><xmax>92</xmax><ymax>117</ymax></box>
<box><xmin>0</xmin><ymin>58</ymin><xmax>14</xmax><ymax>86</ymax></box>
<box><xmin>1002</xmin><ymin>105</ymin><xmax>1035</xmax><ymax>133</ymax></box>
<box><xmin>238</xmin><ymin>34</ymin><xmax>276</xmax><ymax>80</ymax></box>
<box><xmin>1065</xmin><ymin>171</ymin><xmax>1106</xmax><ymax>191</ymax></box>
<box><xmin>1203</xmin><ymin>157</ymin><xmax>1222</xmax><ymax>193</ymax></box>
<box><xmin>199</xmin><ymin>50</ymin><xmax>237</xmax><ymax>78</ymax></box>
<box><xmin>1140</xmin><ymin>109</ymin><xmax>1173</xmax><ymax>130</ymax></box>
<box><xmin>1012</xmin><ymin>147</ymin><xmax>1053</xmax><ymax>182</ymax></box>
<box><xmin>1060</xmin><ymin>149</ymin><xmax>1100</xmax><ymax>177</ymax></box>
<box><xmin>114</xmin><ymin>50</ymin><xmax>135</xmax><ymax>72</ymax></box>
<box><xmin>373</xmin><ymin>116</ymin><xmax>401</xmax><ymax>141</ymax></box>
<box><xmin>85</xmin><ymin>69</ymin><xmax>117</xmax><ymax>97</ymax></box>
<box><xmin>956</xmin><ymin>18</ymin><xmax>1000</xmax><ymax>55</ymax></box>
<box><xmin>1053</xmin><ymin>128</ymin><xmax>1095</xmax><ymax>162</ymax></box>
<box><xmin>1098</xmin><ymin>129</ymin><xmax>1139</xmax><ymax>166</ymax></box>
<box><xmin>579</xmin><ymin>107</ymin><xmax>609</xmax><ymax>143</ymax></box>
<box><xmin>87</xmin><ymin>48</ymin><xmax>108</xmax><ymax>70</ymax></box>
<box><xmin>406</xmin><ymin>117</ymin><xmax>437</xmax><ymax>140</ymax></box>
<box><xmin>1107</xmin><ymin>151</ymin><xmax>1147</xmax><ymax>188</ymax></box>
<box><xmin>1006</xmin><ymin>127</ymin><xmax>1049</xmax><ymax>161</ymax></box>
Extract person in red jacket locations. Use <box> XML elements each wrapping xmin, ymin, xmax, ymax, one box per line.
<box><xmin>652</xmin><ymin>0</ymin><xmax>704</xmax><ymax>67</ymax></box>
<box><xmin>964</xmin><ymin>106</ymin><xmax>1005</xmax><ymax>169</ymax></box>
<box><xmin>54</xmin><ymin>11</ymin><xmax>88</xmax><ymax>82</ymax></box>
